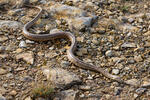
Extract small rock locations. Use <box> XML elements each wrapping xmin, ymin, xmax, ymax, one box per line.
<box><xmin>0</xmin><ymin>87</ymin><xmax>7</xmax><ymax>94</ymax></box>
<box><xmin>55</xmin><ymin>89</ymin><xmax>79</xmax><ymax>100</ymax></box>
<box><xmin>42</xmin><ymin>67</ymin><xmax>81</xmax><ymax>89</ymax></box>
<box><xmin>19</xmin><ymin>41</ymin><xmax>27</xmax><ymax>48</ymax></box>
<box><xmin>49</xmin><ymin>28</ymin><xmax>63</xmax><ymax>34</ymax></box>
<box><xmin>127</xmin><ymin>58</ymin><xmax>135</xmax><ymax>64</ymax></box>
<box><xmin>8</xmin><ymin>9</ymin><xmax>23</xmax><ymax>16</ymax></box>
<box><xmin>79</xmin><ymin>85</ymin><xmax>91</xmax><ymax>91</ymax></box>
<box><xmin>0</xmin><ymin>36</ymin><xmax>8</xmax><ymax>42</ymax></box>
<box><xmin>142</xmin><ymin>81</ymin><xmax>150</xmax><ymax>87</ymax></box>
<box><xmin>76</xmin><ymin>48</ymin><xmax>88</xmax><ymax>56</ymax></box>
<box><xmin>138</xmin><ymin>18</ymin><xmax>143</xmax><ymax>23</ymax></box>
<box><xmin>121</xmin><ymin>42</ymin><xmax>136</xmax><ymax>48</ymax></box>
<box><xmin>9</xmin><ymin>90</ymin><xmax>17</xmax><ymax>96</ymax></box>
<box><xmin>92</xmin><ymin>38</ymin><xmax>99</xmax><ymax>45</ymax></box>
<box><xmin>144</xmin><ymin>31</ymin><xmax>150</xmax><ymax>36</ymax></box>
<box><xmin>144</xmin><ymin>41</ymin><xmax>150</xmax><ymax>47</ymax></box>
<box><xmin>6</xmin><ymin>73</ymin><xmax>13</xmax><ymax>78</ymax></box>
<box><xmin>146</xmin><ymin>90</ymin><xmax>150</xmax><ymax>96</ymax></box>
<box><xmin>68</xmin><ymin>17</ymin><xmax>93</xmax><ymax>31</ymax></box>
<box><xmin>136</xmin><ymin>88</ymin><xmax>146</xmax><ymax>95</ymax></box>
<box><xmin>0</xmin><ymin>20</ymin><xmax>23</xmax><ymax>29</ymax></box>
<box><xmin>0</xmin><ymin>68</ymin><xmax>7</xmax><ymax>75</ymax></box>
<box><xmin>126</xmin><ymin>79</ymin><xmax>140</xmax><ymax>86</ymax></box>
<box><xmin>77</xmin><ymin>37</ymin><xmax>84</xmax><ymax>42</ymax></box>
<box><xmin>0</xmin><ymin>96</ymin><xmax>6</xmax><ymax>100</ymax></box>
<box><xmin>105</xmin><ymin>50</ymin><xmax>114</xmax><ymax>57</ymax></box>
<box><xmin>16</xmin><ymin>67</ymin><xmax>25</xmax><ymax>71</ymax></box>
<box><xmin>66</xmin><ymin>0</ymin><xmax>80</xmax><ymax>3</ymax></box>
<box><xmin>112</xmin><ymin>69</ymin><xmax>119</xmax><ymax>75</ymax></box>
<box><xmin>24</xmin><ymin>96</ymin><xmax>32</xmax><ymax>100</ymax></box>
<box><xmin>134</xmin><ymin>55</ymin><xmax>143</xmax><ymax>62</ymax></box>
<box><xmin>21</xmin><ymin>76</ymin><xmax>33</xmax><ymax>82</ymax></box>
<box><xmin>121</xmin><ymin>17</ymin><xmax>128</xmax><ymax>23</ymax></box>
<box><xmin>49</xmin><ymin>4</ymin><xmax>86</xmax><ymax>18</ymax></box>
<box><xmin>16</xmin><ymin>51</ymin><xmax>34</xmax><ymax>64</ymax></box>
<box><xmin>0</xmin><ymin>54</ymin><xmax>8</xmax><ymax>58</ymax></box>
<box><xmin>25</xmin><ymin>40</ymin><xmax>34</xmax><ymax>44</ymax></box>
<box><xmin>5</xmin><ymin>45</ymin><xmax>14</xmax><ymax>51</ymax></box>
<box><xmin>87</xmin><ymin>75</ymin><xmax>93</xmax><ymax>80</ymax></box>
<box><xmin>128</xmin><ymin>18</ymin><xmax>134</xmax><ymax>23</ymax></box>
<box><xmin>61</xmin><ymin>61</ymin><xmax>70</xmax><ymax>68</ymax></box>
<box><xmin>36</xmin><ymin>97</ymin><xmax>47</xmax><ymax>100</ymax></box>
<box><xmin>134</xmin><ymin>93</ymin><xmax>138</xmax><ymax>98</ymax></box>
<box><xmin>114</xmin><ymin>87</ymin><xmax>122</xmax><ymax>95</ymax></box>
<box><xmin>109</xmin><ymin>0</ymin><xmax>115</xmax><ymax>3</ymax></box>
<box><xmin>13</xmin><ymin>48</ymin><xmax>23</xmax><ymax>53</ymax></box>
<box><xmin>80</xmin><ymin>48</ymin><xmax>88</xmax><ymax>54</ymax></box>
<box><xmin>16</xmin><ymin>0</ymin><xmax>30</xmax><ymax>8</ymax></box>
<box><xmin>0</xmin><ymin>46</ymin><xmax>5</xmax><ymax>52</ymax></box>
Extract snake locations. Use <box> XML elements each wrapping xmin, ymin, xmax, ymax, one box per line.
<box><xmin>22</xmin><ymin>6</ymin><xmax>138</xmax><ymax>87</ymax></box>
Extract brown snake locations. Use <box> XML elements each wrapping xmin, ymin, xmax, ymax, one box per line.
<box><xmin>22</xmin><ymin>6</ymin><xmax>139</xmax><ymax>87</ymax></box>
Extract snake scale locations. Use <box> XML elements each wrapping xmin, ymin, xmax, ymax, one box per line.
<box><xmin>22</xmin><ymin>6</ymin><xmax>138</xmax><ymax>87</ymax></box>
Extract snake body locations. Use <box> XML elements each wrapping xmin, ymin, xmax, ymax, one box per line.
<box><xmin>23</xmin><ymin>6</ymin><xmax>134</xmax><ymax>86</ymax></box>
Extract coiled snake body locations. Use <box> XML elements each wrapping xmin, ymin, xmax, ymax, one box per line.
<box><xmin>23</xmin><ymin>6</ymin><xmax>135</xmax><ymax>86</ymax></box>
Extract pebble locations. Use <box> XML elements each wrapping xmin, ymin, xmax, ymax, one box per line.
<box><xmin>121</xmin><ymin>42</ymin><xmax>136</xmax><ymax>48</ymax></box>
<box><xmin>66</xmin><ymin>0</ymin><xmax>80</xmax><ymax>3</ymax></box>
<box><xmin>127</xmin><ymin>58</ymin><xmax>135</xmax><ymax>64</ymax></box>
<box><xmin>13</xmin><ymin>48</ymin><xmax>23</xmax><ymax>53</ymax></box>
<box><xmin>76</xmin><ymin>48</ymin><xmax>88</xmax><ymax>56</ymax></box>
<box><xmin>0</xmin><ymin>96</ymin><xmax>6</xmax><ymax>100</ymax></box>
<box><xmin>24</xmin><ymin>96</ymin><xmax>32</xmax><ymax>100</ymax></box>
<box><xmin>42</xmin><ymin>67</ymin><xmax>81</xmax><ymax>89</ymax></box>
<box><xmin>126</xmin><ymin>79</ymin><xmax>140</xmax><ymax>86</ymax></box>
<box><xmin>136</xmin><ymin>88</ymin><xmax>146</xmax><ymax>95</ymax></box>
<box><xmin>16</xmin><ymin>0</ymin><xmax>30</xmax><ymax>8</ymax></box>
<box><xmin>25</xmin><ymin>40</ymin><xmax>34</xmax><ymax>44</ymax></box>
<box><xmin>21</xmin><ymin>76</ymin><xmax>33</xmax><ymax>82</ymax></box>
<box><xmin>0</xmin><ymin>87</ymin><xmax>7</xmax><ymax>94</ymax></box>
<box><xmin>0</xmin><ymin>20</ymin><xmax>23</xmax><ymax>29</ymax></box>
<box><xmin>16</xmin><ymin>67</ymin><xmax>25</xmax><ymax>71</ymax></box>
<box><xmin>49</xmin><ymin>28</ymin><xmax>63</xmax><ymax>34</ymax></box>
<box><xmin>134</xmin><ymin>55</ymin><xmax>143</xmax><ymax>62</ymax></box>
<box><xmin>8</xmin><ymin>9</ymin><xmax>23</xmax><ymax>16</ymax></box>
<box><xmin>105</xmin><ymin>50</ymin><xmax>114</xmax><ymax>57</ymax></box>
<box><xmin>114</xmin><ymin>87</ymin><xmax>122</xmax><ymax>95</ymax></box>
<box><xmin>121</xmin><ymin>17</ymin><xmax>128</xmax><ymax>23</ymax></box>
<box><xmin>80</xmin><ymin>48</ymin><xmax>88</xmax><ymax>54</ymax></box>
<box><xmin>0</xmin><ymin>46</ymin><xmax>5</xmax><ymax>52</ymax></box>
<box><xmin>144</xmin><ymin>31</ymin><xmax>150</xmax><ymax>36</ymax></box>
<box><xmin>112</xmin><ymin>69</ymin><xmax>119</xmax><ymax>75</ymax></box>
<box><xmin>55</xmin><ymin>89</ymin><xmax>79</xmax><ymax>100</ymax></box>
<box><xmin>128</xmin><ymin>18</ymin><xmax>134</xmax><ymax>23</ymax></box>
<box><xmin>61</xmin><ymin>61</ymin><xmax>70</xmax><ymax>68</ymax></box>
<box><xmin>16</xmin><ymin>51</ymin><xmax>34</xmax><ymax>64</ymax></box>
<box><xmin>79</xmin><ymin>85</ymin><xmax>91</xmax><ymax>91</ymax></box>
<box><xmin>0</xmin><ymin>36</ymin><xmax>8</xmax><ymax>42</ymax></box>
<box><xmin>92</xmin><ymin>38</ymin><xmax>99</xmax><ymax>45</ymax></box>
<box><xmin>5</xmin><ymin>45</ymin><xmax>14</xmax><ymax>51</ymax></box>
<box><xmin>146</xmin><ymin>90</ymin><xmax>150</xmax><ymax>96</ymax></box>
<box><xmin>9</xmin><ymin>90</ymin><xmax>17</xmax><ymax>96</ymax></box>
<box><xmin>0</xmin><ymin>68</ymin><xmax>7</xmax><ymax>75</ymax></box>
<box><xmin>6</xmin><ymin>73</ymin><xmax>13</xmax><ymax>79</ymax></box>
<box><xmin>77</xmin><ymin>37</ymin><xmax>84</xmax><ymax>42</ymax></box>
<box><xmin>68</xmin><ymin>17</ymin><xmax>93</xmax><ymax>30</ymax></box>
<box><xmin>49</xmin><ymin>4</ymin><xmax>86</xmax><ymax>17</ymax></box>
<box><xmin>19</xmin><ymin>41</ymin><xmax>27</xmax><ymax>48</ymax></box>
<box><xmin>134</xmin><ymin>93</ymin><xmax>138</xmax><ymax>98</ymax></box>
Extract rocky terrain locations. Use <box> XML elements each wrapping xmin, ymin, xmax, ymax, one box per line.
<box><xmin>0</xmin><ymin>0</ymin><xmax>150</xmax><ymax>100</ymax></box>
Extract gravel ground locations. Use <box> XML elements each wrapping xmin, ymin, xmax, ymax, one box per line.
<box><xmin>0</xmin><ymin>0</ymin><xmax>150</xmax><ymax>100</ymax></box>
